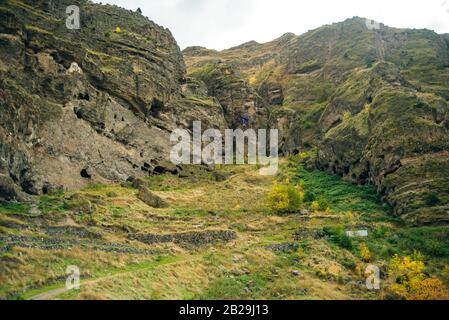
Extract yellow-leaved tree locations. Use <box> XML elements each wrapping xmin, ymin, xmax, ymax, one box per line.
<box><xmin>360</xmin><ymin>244</ymin><xmax>372</xmax><ymax>262</ymax></box>
<box><xmin>386</xmin><ymin>254</ymin><xmax>449</xmax><ymax>300</ymax></box>
<box><xmin>266</xmin><ymin>185</ymin><xmax>303</xmax><ymax>214</ymax></box>
<box><xmin>343</xmin><ymin>112</ymin><xmax>352</xmax><ymax>123</ymax></box>
<box><xmin>310</xmin><ymin>201</ymin><xmax>320</xmax><ymax>213</ymax></box>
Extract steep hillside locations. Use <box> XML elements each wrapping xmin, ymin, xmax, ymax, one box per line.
<box><xmin>1</xmin><ymin>159</ymin><xmax>448</xmax><ymax>300</ymax></box>
<box><xmin>0</xmin><ymin>0</ymin><xmax>227</xmax><ymax>202</ymax></box>
<box><xmin>0</xmin><ymin>3</ymin><xmax>448</xmax><ymax>301</ymax></box>
<box><xmin>183</xmin><ymin>17</ymin><xmax>449</xmax><ymax>225</ymax></box>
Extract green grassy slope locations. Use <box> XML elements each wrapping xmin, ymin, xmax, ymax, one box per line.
<box><xmin>1</xmin><ymin>160</ymin><xmax>447</xmax><ymax>300</ymax></box>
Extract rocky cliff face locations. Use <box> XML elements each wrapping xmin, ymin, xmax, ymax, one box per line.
<box><xmin>0</xmin><ymin>0</ymin><xmax>227</xmax><ymax>201</ymax></box>
<box><xmin>184</xmin><ymin>17</ymin><xmax>449</xmax><ymax>225</ymax></box>
<box><xmin>188</xmin><ymin>62</ymin><xmax>262</xmax><ymax>129</ymax></box>
<box><xmin>1</xmin><ymin>2</ymin><xmax>448</xmax><ymax>225</ymax></box>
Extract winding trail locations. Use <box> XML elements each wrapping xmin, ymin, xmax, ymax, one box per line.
<box><xmin>26</xmin><ymin>255</ymin><xmax>194</xmax><ymax>300</ymax></box>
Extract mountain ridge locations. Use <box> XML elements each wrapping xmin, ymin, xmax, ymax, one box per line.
<box><xmin>1</xmin><ymin>2</ymin><xmax>449</xmax><ymax>301</ymax></box>
<box><xmin>184</xmin><ymin>17</ymin><xmax>449</xmax><ymax>54</ymax></box>
<box><xmin>0</xmin><ymin>2</ymin><xmax>448</xmax><ymax>225</ymax></box>
<box><xmin>183</xmin><ymin>16</ymin><xmax>449</xmax><ymax>225</ymax></box>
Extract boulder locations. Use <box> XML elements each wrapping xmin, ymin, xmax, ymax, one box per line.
<box><xmin>137</xmin><ymin>187</ymin><xmax>168</xmax><ymax>208</ymax></box>
<box><xmin>152</xmin><ymin>161</ymin><xmax>180</xmax><ymax>175</ymax></box>
<box><xmin>0</xmin><ymin>174</ymin><xmax>19</xmax><ymax>202</ymax></box>
<box><xmin>64</xmin><ymin>194</ymin><xmax>96</xmax><ymax>215</ymax></box>
<box><xmin>67</xmin><ymin>62</ymin><xmax>83</xmax><ymax>75</ymax></box>
<box><xmin>131</xmin><ymin>178</ymin><xmax>148</xmax><ymax>189</ymax></box>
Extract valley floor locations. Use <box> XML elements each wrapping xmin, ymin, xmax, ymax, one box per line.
<box><xmin>1</xmin><ymin>159</ymin><xmax>448</xmax><ymax>300</ymax></box>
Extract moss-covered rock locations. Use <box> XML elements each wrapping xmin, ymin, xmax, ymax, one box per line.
<box><xmin>137</xmin><ymin>187</ymin><xmax>168</xmax><ymax>208</ymax></box>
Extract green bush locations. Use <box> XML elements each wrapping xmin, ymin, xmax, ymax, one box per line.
<box><xmin>317</xmin><ymin>197</ymin><xmax>331</xmax><ymax>211</ymax></box>
<box><xmin>266</xmin><ymin>185</ymin><xmax>303</xmax><ymax>214</ymax></box>
<box><xmin>323</xmin><ymin>225</ymin><xmax>353</xmax><ymax>250</ymax></box>
<box><xmin>424</xmin><ymin>192</ymin><xmax>440</xmax><ymax>206</ymax></box>
<box><xmin>373</xmin><ymin>226</ymin><xmax>390</xmax><ymax>238</ymax></box>
<box><xmin>304</xmin><ymin>191</ymin><xmax>316</xmax><ymax>203</ymax></box>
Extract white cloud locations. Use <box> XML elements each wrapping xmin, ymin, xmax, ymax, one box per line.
<box><xmin>93</xmin><ymin>0</ymin><xmax>449</xmax><ymax>50</ymax></box>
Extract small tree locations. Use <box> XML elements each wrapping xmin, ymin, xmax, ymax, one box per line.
<box><xmin>344</xmin><ymin>211</ymin><xmax>355</xmax><ymax>223</ymax></box>
<box><xmin>343</xmin><ymin>112</ymin><xmax>352</xmax><ymax>123</ymax></box>
<box><xmin>424</xmin><ymin>192</ymin><xmax>440</xmax><ymax>206</ymax></box>
<box><xmin>310</xmin><ymin>201</ymin><xmax>320</xmax><ymax>213</ymax></box>
<box><xmin>304</xmin><ymin>190</ymin><xmax>316</xmax><ymax>203</ymax></box>
<box><xmin>360</xmin><ymin>243</ymin><xmax>372</xmax><ymax>262</ymax></box>
<box><xmin>317</xmin><ymin>197</ymin><xmax>330</xmax><ymax>211</ymax></box>
<box><xmin>387</xmin><ymin>254</ymin><xmax>449</xmax><ymax>300</ymax></box>
<box><xmin>266</xmin><ymin>185</ymin><xmax>303</xmax><ymax>214</ymax></box>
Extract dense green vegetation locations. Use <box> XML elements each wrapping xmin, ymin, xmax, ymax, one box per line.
<box><xmin>293</xmin><ymin>164</ymin><xmax>388</xmax><ymax>214</ymax></box>
<box><xmin>1</xmin><ymin>160</ymin><xmax>448</xmax><ymax>300</ymax></box>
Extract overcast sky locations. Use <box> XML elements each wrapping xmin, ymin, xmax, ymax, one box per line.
<box><xmin>93</xmin><ymin>0</ymin><xmax>449</xmax><ymax>50</ymax></box>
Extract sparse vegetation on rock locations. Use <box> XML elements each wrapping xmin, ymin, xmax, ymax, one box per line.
<box><xmin>184</xmin><ymin>17</ymin><xmax>449</xmax><ymax>225</ymax></box>
<box><xmin>0</xmin><ymin>0</ymin><xmax>448</xmax><ymax>301</ymax></box>
<box><xmin>137</xmin><ymin>186</ymin><xmax>168</xmax><ymax>208</ymax></box>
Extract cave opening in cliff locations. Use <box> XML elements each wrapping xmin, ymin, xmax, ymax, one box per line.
<box><xmin>150</xmin><ymin>98</ymin><xmax>164</xmax><ymax>118</ymax></box>
<box><xmin>80</xmin><ymin>169</ymin><xmax>92</xmax><ymax>179</ymax></box>
<box><xmin>78</xmin><ymin>92</ymin><xmax>90</xmax><ymax>101</ymax></box>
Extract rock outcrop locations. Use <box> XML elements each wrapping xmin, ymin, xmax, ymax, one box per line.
<box><xmin>184</xmin><ymin>17</ymin><xmax>449</xmax><ymax>224</ymax></box>
<box><xmin>137</xmin><ymin>186</ymin><xmax>168</xmax><ymax>208</ymax></box>
<box><xmin>1</xmin><ymin>2</ymin><xmax>448</xmax><ymax>225</ymax></box>
<box><xmin>188</xmin><ymin>62</ymin><xmax>261</xmax><ymax>129</ymax></box>
<box><xmin>0</xmin><ymin>0</ymin><xmax>227</xmax><ymax>200</ymax></box>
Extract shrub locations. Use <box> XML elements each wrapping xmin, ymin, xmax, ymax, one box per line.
<box><xmin>343</xmin><ymin>112</ymin><xmax>352</xmax><ymax>122</ymax></box>
<box><xmin>424</xmin><ymin>192</ymin><xmax>440</xmax><ymax>206</ymax></box>
<box><xmin>444</xmin><ymin>266</ymin><xmax>449</xmax><ymax>276</ymax></box>
<box><xmin>373</xmin><ymin>226</ymin><xmax>389</xmax><ymax>238</ymax></box>
<box><xmin>360</xmin><ymin>244</ymin><xmax>372</xmax><ymax>262</ymax></box>
<box><xmin>337</xmin><ymin>234</ymin><xmax>354</xmax><ymax>250</ymax></box>
<box><xmin>409</xmin><ymin>277</ymin><xmax>449</xmax><ymax>300</ymax></box>
<box><xmin>323</xmin><ymin>225</ymin><xmax>353</xmax><ymax>250</ymax></box>
<box><xmin>304</xmin><ymin>191</ymin><xmax>316</xmax><ymax>203</ymax></box>
<box><xmin>266</xmin><ymin>185</ymin><xmax>303</xmax><ymax>214</ymax></box>
<box><xmin>386</xmin><ymin>254</ymin><xmax>449</xmax><ymax>300</ymax></box>
<box><xmin>310</xmin><ymin>201</ymin><xmax>320</xmax><ymax>213</ymax></box>
<box><xmin>317</xmin><ymin>198</ymin><xmax>331</xmax><ymax>211</ymax></box>
<box><xmin>344</xmin><ymin>211</ymin><xmax>355</xmax><ymax>223</ymax></box>
<box><xmin>423</xmin><ymin>239</ymin><xmax>446</xmax><ymax>256</ymax></box>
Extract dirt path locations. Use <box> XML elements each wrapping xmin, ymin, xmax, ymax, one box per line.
<box><xmin>27</xmin><ymin>255</ymin><xmax>194</xmax><ymax>300</ymax></box>
<box><xmin>29</xmin><ymin>288</ymin><xmax>69</xmax><ymax>301</ymax></box>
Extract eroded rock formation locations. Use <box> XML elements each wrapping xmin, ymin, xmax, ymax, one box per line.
<box><xmin>0</xmin><ymin>0</ymin><xmax>227</xmax><ymax>200</ymax></box>
<box><xmin>184</xmin><ymin>17</ymin><xmax>449</xmax><ymax>224</ymax></box>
